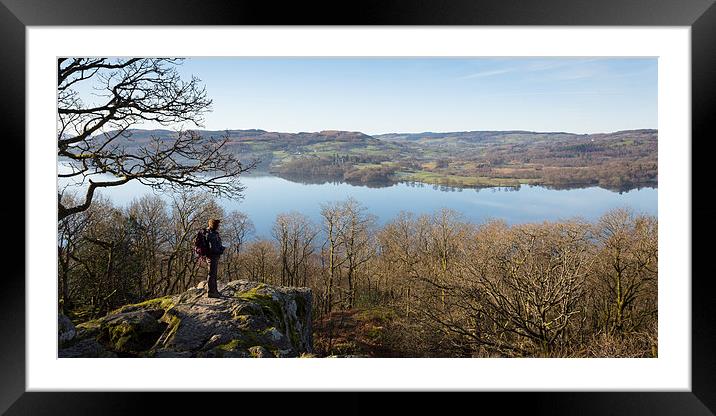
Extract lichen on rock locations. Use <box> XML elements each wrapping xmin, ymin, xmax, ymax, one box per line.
<box><xmin>59</xmin><ymin>280</ymin><xmax>313</xmax><ymax>358</ymax></box>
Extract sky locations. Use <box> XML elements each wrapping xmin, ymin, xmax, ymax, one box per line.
<box><xmin>112</xmin><ymin>57</ymin><xmax>659</xmax><ymax>135</ymax></box>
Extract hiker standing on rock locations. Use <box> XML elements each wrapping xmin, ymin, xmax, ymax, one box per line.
<box><xmin>196</xmin><ymin>218</ymin><xmax>226</xmax><ymax>298</ymax></box>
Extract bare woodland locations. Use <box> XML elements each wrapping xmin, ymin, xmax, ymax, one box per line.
<box><xmin>58</xmin><ymin>193</ymin><xmax>657</xmax><ymax>357</ymax></box>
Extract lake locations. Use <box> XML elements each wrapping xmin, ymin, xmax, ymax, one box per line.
<box><xmin>62</xmin><ymin>174</ymin><xmax>658</xmax><ymax>238</ymax></box>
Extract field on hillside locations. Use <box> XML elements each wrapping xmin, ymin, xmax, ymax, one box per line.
<box><xmin>103</xmin><ymin>128</ymin><xmax>657</xmax><ymax>191</ymax></box>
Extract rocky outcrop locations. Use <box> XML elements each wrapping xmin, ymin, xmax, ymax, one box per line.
<box><xmin>58</xmin><ymin>314</ymin><xmax>76</xmax><ymax>347</ymax></box>
<box><xmin>59</xmin><ymin>280</ymin><xmax>313</xmax><ymax>358</ymax></box>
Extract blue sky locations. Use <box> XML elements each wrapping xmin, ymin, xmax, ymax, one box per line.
<box><xmin>136</xmin><ymin>57</ymin><xmax>659</xmax><ymax>135</ymax></box>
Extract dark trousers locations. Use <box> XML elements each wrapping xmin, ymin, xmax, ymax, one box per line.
<box><xmin>206</xmin><ymin>255</ymin><xmax>219</xmax><ymax>293</ymax></box>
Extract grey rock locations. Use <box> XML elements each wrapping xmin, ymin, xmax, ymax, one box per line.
<box><xmin>249</xmin><ymin>345</ymin><xmax>272</xmax><ymax>358</ymax></box>
<box><xmin>59</xmin><ymin>280</ymin><xmax>312</xmax><ymax>359</ymax></box>
<box><xmin>153</xmin><ymin>350</ymin><xmax>193</xmax><ymax>358</ymax></box>
<box><xmin>99</xmin><ymin>310</ymin><xmax>167</xmax><ymax>353</ymax></box>
<box><xmin>59</xmin><ymin>338</ymin><xmax>116</xmax><ymax>358</ymax></box>
<box><xmin>58</xmin><ymin>314</ymin><xmax>76</xmax><ymax>348</ymax></box>
<box><xmin>326</xmin><ymin>354</ymin><xmax>371</xmax><ymax>358</ymax></box>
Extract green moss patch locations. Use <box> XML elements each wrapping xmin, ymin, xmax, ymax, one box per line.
<box><xmin>109</xmin><ymin>296</ymin><xmax>175</xmax><ymax>316</ymax></box>
<box><xmin>99</xmin><ymin>312</ymin><xmax>168</xmax><ymax>354</ymax></box>
<box><xmin>72</xmin><ymin>318</ymin><xmax>105</xmax><ymax>342</ymax></box>
<box><xmin>236</xmin><ymin>287</ymin><xmax>286</xmax><ymax>332</ymax></box>
<box><xmin>216</xmin><ymin>339</ymin><xmax>242</xmax><ymax>351</ymax></box>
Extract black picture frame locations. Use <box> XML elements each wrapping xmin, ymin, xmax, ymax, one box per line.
<box><xmin>2</xmin><ymin>0</ymin><xmax>713</xmax><ymax>414</ymax></box>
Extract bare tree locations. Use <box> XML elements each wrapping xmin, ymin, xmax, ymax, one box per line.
<box><xmin>57</xmin><ymin>192</ymin><xmax>93</xmax><ymax>314</ymax></box>
<box><xmin>336</xmin><ymin>198</ymin><xmax>376</xmax><ymax>309</ymax></box>
<box><xmin>161</xmin><ymin>191</ymin><xmax>224</xmax><ymax>295</ymax></box>
<box><xmin>223</xmin><ymin>211</ymin><xmax>255</xmax><ymax>280</ymax></box>
<box><xmin>57</xmin><ymin>58</ymin><xmax>255</xmax><ymax>221</ymax></box>
<box><xmin>377</xmin><ymin>213</ymin><xmax>410</xmax><ymax>310</ymax></box>
<box><xmin>272</xmin><ymin>212</ymin><xmax>318</xmax><ymax>287</ymax></box>
<box><xmin>377</xmin><ymin>211</ymin><xmax>427</xmax><ymax>316</ymax></box>
<box><xmin>71</xmin><ymin>196</ymin><xmax>145</xmax><ymax>316</ymax></box>
<box><xmin>244</xmin><ymin>240</ymin><xmax>278</xmax><ymax>284</ymax></box>
<box><xmin>426</xmin><ymin>209</ymin><xmax>467</xmax><ymax>310</ymax></box>
<box><xmin>126</xmin><ymin>195</ymin><xmax>171</xmax><ymax>298</ymax></box>
<box><xmin>460</xmin><ymin>221</ymin><xmax>593</xmax><ymax>355</ymax></box>
<box><xmin>320</xmin><ymin>201</ymin><xmax>348</xmax><ymax>314</ymax></box>
<box><xmin>591</xmin><ymin>209</ymin><xmax>658</xmax><ymax>335</ymax></box>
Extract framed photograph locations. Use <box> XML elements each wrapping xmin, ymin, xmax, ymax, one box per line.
<box><xmin>4</xmin><ymin>0</ymin><xmax>714</xmax><ymax>414</ymax></box>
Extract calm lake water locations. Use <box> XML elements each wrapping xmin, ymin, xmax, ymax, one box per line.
<box><xmin>62</xmin><ymin>174</ymin><xmax>658</xmax><ymax>238</ymax></box>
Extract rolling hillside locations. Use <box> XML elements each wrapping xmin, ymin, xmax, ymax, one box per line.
<box><xmin>93</xmin><ymin>128</ymin><xmax>657</xmax><ymax>191</ymax></box>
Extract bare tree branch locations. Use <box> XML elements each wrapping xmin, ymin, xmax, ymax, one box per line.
<box><xmin>58</xmin><ymin>58</ymin><xmax>254</xmax><ymax>221</ymax></box>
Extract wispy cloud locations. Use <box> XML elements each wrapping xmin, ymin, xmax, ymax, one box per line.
<box><xmin>550</xmin><ymin>68</ymin><xmax>601</xmax><ymax>81</ymax></box>
<box><xmin>487</xmin><ymin>90</ymin><xmax>624</xmax><ymax>97</ymax></box>
<box><xmin>524</xmin><ymin>58</ymin><xmax>603</xmax><ymax>72</ymax></box>
<box><xmin>457</xmin><ymin>58</ymin><xmax>611</xmax><ymax>81</ymax></box>
<box><xmin>457</xmin><ymin>68</ymin><xmax>514</xmax><ymax>79</ymax></box>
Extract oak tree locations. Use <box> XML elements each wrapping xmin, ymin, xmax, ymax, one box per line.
<box><xmin>58</xmin><ymin>58</ymin><xmax>253</xmax><ymax>221</ymax></box>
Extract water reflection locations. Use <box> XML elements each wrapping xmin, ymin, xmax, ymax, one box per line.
<box><xmin>63</xmin><ymin>174</ymin><xmax>657</xmax><ymax>238</ymax></box>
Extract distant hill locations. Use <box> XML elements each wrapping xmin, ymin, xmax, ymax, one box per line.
<box><xmin>374</xmin><ymin>129</ymin><xmax>656</xmax><ymax>146</ymax></box>
<box><xmin>112</xmin><ymin>128</ymin><xmax>378</xmax><ymax>147</ymax></box>
<box><xmin>107</xmin><ymin>127</ymin><xmax>655</xmax><ymax>147</ymax></box>
<box><xmin>88</xmin><ymin>128</ymin><xmax>657</xmax><ymax>192</ymax></box>
<box><xmin>375</xmin><ymin>130</ymin><xmax>574</xmax><ymax>143</ymax></box>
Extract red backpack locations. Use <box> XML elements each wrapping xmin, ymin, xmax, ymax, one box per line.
<box><xmin>193</xmin><ymin>229</ymin><xmax>210</xmax><ymax>258</ymax></box>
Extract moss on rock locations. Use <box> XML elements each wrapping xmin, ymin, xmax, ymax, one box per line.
<box><xmin>60</xmin><ymin>280</ymin><xmax>313</xmax><ymax>358</ymax></box>
<box><xmin>109</xmin><ymin>296</ymin><xmax>175</xmax><ymax>316</ymax></box>
<box><xmin>216</xmin><ymin>339</ymin><xmax>242</xmax><ymax>351</ymax></box>
<box><xmin>75</xmin><ymin>318</ymin><xmax>103</xmax><ymax>340</ymax></box>
<box><xmin>99</xmin><ymin>311</ymin><xmax>167</xmax><ymax>354</ymax></box>
<box><xmin>248</xmin><ymin>345</ymin><xmax>272</xmax><ymax>358</ymax></box>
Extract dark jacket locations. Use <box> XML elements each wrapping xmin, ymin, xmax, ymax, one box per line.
<box><xmin>206</xmin><ymin>229</ymin><xmax>225</xmax><ymax>257</ymax></box>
